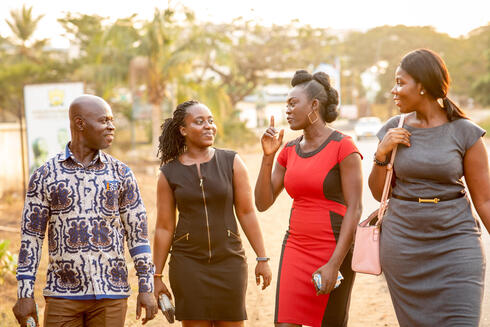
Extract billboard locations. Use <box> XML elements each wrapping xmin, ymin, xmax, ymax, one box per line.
<box><xmin>24</xmin><ymin>83</ymin><xmax>84</xmax><ymax>174</ymax></box>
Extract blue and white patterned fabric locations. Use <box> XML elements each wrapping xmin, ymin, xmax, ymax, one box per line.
<box><xmin>16</xmin><ymin>144</ymin><xmax>154</xmax><ymax>299</ymax></box>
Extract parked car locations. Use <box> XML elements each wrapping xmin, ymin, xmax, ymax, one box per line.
<box><xmin>354</xmin><ymin>116</ymin><xmax>382</xmax><ymax>140</ymax></box>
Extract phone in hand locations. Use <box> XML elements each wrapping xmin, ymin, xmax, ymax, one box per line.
<box><xmin>158</xmin><ymin>293</ymin><xmax>175</xmax><ymax>323</ymax></box>
<box><xmin>313</xmin><ymin>271</ymin><xmax>343</xmax><ymax>292</ymax></box>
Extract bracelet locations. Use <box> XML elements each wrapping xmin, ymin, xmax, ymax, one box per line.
<box><xmin>373</xmin><ymin>153</ymin><xmax>390</xmax><ymax>166</ymax></box>
<box><xmin>154</xmin><ymin>273</ymin><xmax>163</xmax><ymax>278</ymax></box>
<box><xmin>256</xmin><ymin>257</ymin><xmax>270</xmax><ymax>262</ymax></box>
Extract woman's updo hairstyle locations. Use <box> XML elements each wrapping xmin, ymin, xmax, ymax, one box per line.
<box><xmin>400</xmin><ymin>49</ymin><xmax>467</xmax><ymax>121</ymax></box>
<box><xmin>291</xmin><ymin>69</ymin><xmax>339</xmax><ymax>123</ymax></box>
<box><xmin>157</xmin><ymin>100</ymin><xmax>199</xmax><ymax>165</ymax></box>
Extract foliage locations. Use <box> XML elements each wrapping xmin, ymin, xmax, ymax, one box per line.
<box><xmin>342</xmin><ymin>25</ymin><xmax>458</xmax><ymax>104</ymax></box>
<box><xmin>58</xmin><ymin>13</ymin><xmax>140</xmax><ymax>99</ymax></box>
<box><xmin>0</xmin><ymin>4</ymin><xmax>489</xmax><ymax>148</ymax></box>
<box><xmin>138</xmin><ymin>6</ymin><xmax>207</xmax><ymax>149</ymax></box>
<box><xmin>217</xmin><ymin>111</ymin><xmax>258</xmax><ymax>147</ymax></box>
<box><xmin>0</xmin><ymin>5</ymin><xmax>68</xmax><ymax>117</ymax></box>
<box><xmin>200</xmin><ymin>20</ymin><xmax>300</xmax><ymax>106</ymax></box>
<box><xmin>5</xmin><ymin>5</ymin><xmax>47</xmax><ymax>60</ymax></box>
<box><xmin>0</xmin><ymin>240</ymin><xmax>17</xmax><ymax>285</ymax></box>
<box><xmin>467</xmin><ymin>26</ymin><xmax>490</xmax><ymax>106</ymax></box>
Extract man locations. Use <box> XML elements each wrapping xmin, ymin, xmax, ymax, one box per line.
<box><xmin>12</xmin><ymin>95</ymin><xmax>158</xmax><ymax>326</ymax></box>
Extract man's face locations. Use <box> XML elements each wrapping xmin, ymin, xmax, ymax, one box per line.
<box><xmin>81</xmin><ymin>103</ymin><xmax>115</xmax><ymax>150</ymax></box>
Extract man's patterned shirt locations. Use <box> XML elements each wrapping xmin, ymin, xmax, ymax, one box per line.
<box><xmin>16</xmin><ymin>145</ymin><xmax>154</xmax><ymax>299</ymax></box>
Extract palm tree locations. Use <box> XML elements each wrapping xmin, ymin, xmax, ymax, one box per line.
<box><xmin>140</xmin><ymin>7</ymin><xmax>202</xmax><ymax>153</ymax></box>
<box><xmin>5</xmin><ymin>5</ymin><xmax>46</xmax><ymax>60</ymax></box>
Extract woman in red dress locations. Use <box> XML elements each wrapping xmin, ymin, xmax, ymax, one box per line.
<box><xmin>255</xmin><ymin>70</ymin><xmax>363</xmax><ymax>327</ymax></box>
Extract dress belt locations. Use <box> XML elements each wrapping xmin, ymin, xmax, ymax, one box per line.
<box><xmin>391</xmin><ymin>191</ymin><xmax>465</xmax><ymax>203</ymax></box>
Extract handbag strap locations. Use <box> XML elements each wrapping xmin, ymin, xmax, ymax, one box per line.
<box><xmin>377</xmin><ymin>114</ymin><xmax>406</xmax><ymax>222</ymax></box>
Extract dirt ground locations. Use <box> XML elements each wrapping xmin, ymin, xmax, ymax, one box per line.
<box><xmin>0</xmin><ymin>132</ymin><xmax>398</xmax><ymax>327</ymax></box>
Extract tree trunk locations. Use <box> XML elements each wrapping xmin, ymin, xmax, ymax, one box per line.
<box><xmin>151</xmin><ymin>102</ymin><xmax>161</xmax><ymax>158</ymax></box>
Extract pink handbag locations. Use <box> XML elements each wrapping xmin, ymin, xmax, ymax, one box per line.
<box><xmin>351</xmin><ymin>114</ymin><xmax>405</xmax><ymax>275</ymax></box>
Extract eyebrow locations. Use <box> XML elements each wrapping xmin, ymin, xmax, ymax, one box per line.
<box><xmin>194</xmin><ymin>115</ymin><xmax>213</xmax><ymax>119</ymax></box>
<box><xmin>286</xmin><ymin>96</ymin><xmax>298</xmax><ymax>102</ymax></box>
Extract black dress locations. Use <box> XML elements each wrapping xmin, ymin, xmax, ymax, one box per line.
<box><xmin>160</xmin><ymin>148</ymin><xmax>248</xmax><ymax>321</ymax></box>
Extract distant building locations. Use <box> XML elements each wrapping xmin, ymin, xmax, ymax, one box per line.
<box><xmin>236</xmin><ymin>84</ymin><xmax>289</xmax><ymax>128</ymax></box>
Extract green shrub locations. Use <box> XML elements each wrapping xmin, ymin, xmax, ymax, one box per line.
<box><xmin>217</xmin><ymin>112</ymin><xmax>258</xmax><ymax>148</ymax></box>
<box><xmin>0</xmin><ymin>240</ymin><xmax>17</xmax><ymax>285</ymax></box>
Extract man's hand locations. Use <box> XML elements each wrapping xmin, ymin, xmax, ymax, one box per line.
<box><xmin>136</xmin><ymin>292</ymin><xmax>158</xmax><ymax>325</ymax></box>
<box><xmin>12</xmin><ymin>298</ymin><xmax>38</xmax><ymax>327</ymax></box>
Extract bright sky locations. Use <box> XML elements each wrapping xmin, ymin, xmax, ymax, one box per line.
<box><xmin>0</xmin><ymin>0</ymin><xmax>488</xmax><ymax>47</ymax></box>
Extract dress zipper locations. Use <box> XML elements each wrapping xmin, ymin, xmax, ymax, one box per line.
<box><xmin>174</xmin><ymin>232</ymin><xmax>189</xmax><ymax>243</ymax></box>
<box><xmin>199</xmin><ymin>177</ymin><xmax>212</xmax><ymax>262</ymax></box>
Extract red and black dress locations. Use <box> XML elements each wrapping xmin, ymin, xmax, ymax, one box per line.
<box><xmin>275</xmin><ymin>131</ymin><xmax>361</xmax><ymax>327</ymax></box>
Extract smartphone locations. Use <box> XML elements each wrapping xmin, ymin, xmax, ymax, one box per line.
<box><xmin>158</xmin><ymin>293</ymin><xmax>175</xmax><ymax>323</ymax></box>
<box><xmin>26</xmin><ymin>304</ymin><xmax>38</xmax><ymax>327</ymax></box>
<box><xmin>313</xmin><ymin>271</ymin><xmax>343</xmax><ymax>291</ymax></box>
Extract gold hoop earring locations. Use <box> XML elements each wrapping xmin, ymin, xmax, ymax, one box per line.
<box><xmin>308</xmin><ymin>111</ymin><xmax>319</xmax><ymax>124</ymax></box>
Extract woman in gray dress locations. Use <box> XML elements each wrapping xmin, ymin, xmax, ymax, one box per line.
<box><xmin>369</xmin><ymin>49</ymin><xmax>490</xmax><ymax>326</ymax></box>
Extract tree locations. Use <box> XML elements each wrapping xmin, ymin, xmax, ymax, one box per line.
<box><xmin>139</xmin><ymin>7</ymin><xmax>203</xmax><ymax>151</ymax></box>
<box><xmin>200</xmin><ymin>20</ymin><xmax>297</xmax><ymax>108</ymax></box>
<box><xmin>5</xmin><ymin>5</ymin><xmax>47</xmax><ymax>61</ymax></box>
<box><xmin>340</xmin><ymin>25</ymin><xmax>458</xmax><ymax>111</ymax></box>
<box><xmin>467</xmin><ymin>25</ymin><xmax>490</xmax><ymax>106</ymax></box>
<box><xmin>59</xmin><ymin>13</ymin><xmax>140</xmax><ymax>99</ymax></box>
<box><xmin>0</xmin><ymin>5</ymin><xmax>66</xmax><ymax>118</ymax></box>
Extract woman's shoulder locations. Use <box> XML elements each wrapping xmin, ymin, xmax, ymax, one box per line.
<box><xmin>384</xmin><ymin>115</ymin><xmax>402</xmax><ymax>128</ymax></box>
<box><xmin>284</xmin><ymin>136</ymin><xmax>302</xmax><ymax>148</ymax></box>
<box><xmin>159</xmin><ymin>158</ymin><xmax>178</xmax><ymax>173</ymax></box>
<box><xmin>214</xmin><ymin>147</ymin><xmax>236</xmax><ymax>157</ymax></box>
<box><xmin>214</xmin><ymin>148</ymin><xmax>238</xmax><ymax>165</ymax></box>
<box><xmin>450</xmin><ymin>118</ymin><xmax>486</xmax><ymax>146</ymax></box>
<box><xmin>451</xmin><ymin>117</ymin><xmax>485</xmax><ymax>130</ymax></box>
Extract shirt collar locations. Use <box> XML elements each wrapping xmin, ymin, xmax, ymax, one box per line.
<box><xmin>59</xmin><ymin>142</ymin><xmax>107</xmax><ymax>165</ymax></box>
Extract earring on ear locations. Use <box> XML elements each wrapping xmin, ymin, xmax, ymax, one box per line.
<box><xmin>308</xmin><ymin>111</ymin><xmax>319</xmax><ymax>124</ymax></box>
<box><xmin>420</xmin><ymin>90</ymin><xmax>425</xmax><ymax>95</ymax></box>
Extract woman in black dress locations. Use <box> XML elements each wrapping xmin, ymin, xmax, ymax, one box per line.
<box><xmin>153</xmin><ymin>100</ymin><xmax>272</xmax><ymax>326</ymax></box>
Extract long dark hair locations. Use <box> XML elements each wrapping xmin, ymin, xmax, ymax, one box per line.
<box><xmin>400</xmin><ymin>49</ymin><xmax>468</xmax><ymax>121</ymax></box>
<box><xmin>157</xmin><ymin>100</ymin><xmax>199</xmax><ymax>165</ymax></box>
<box><xmin>291</xmin><ymin>70</ymin><xmax>339</xmax><ymax>123</ymax></box>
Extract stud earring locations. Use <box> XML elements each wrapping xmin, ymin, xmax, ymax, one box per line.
<box><xmin>420</xmin><ymin>90</ymin><xmax>425</xmax><ymax>95</ymax></box>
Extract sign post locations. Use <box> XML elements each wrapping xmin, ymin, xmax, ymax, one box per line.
<box><xmin>24</xmin><ymin>83</ymin><xmax>84</xmax><ymax>175</ymax></box>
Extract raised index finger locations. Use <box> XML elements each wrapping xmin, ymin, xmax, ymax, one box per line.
<box><xmin>270</xmin><ymin>115</ymin><xmax>275</xmax><ymax>128</ymax></box>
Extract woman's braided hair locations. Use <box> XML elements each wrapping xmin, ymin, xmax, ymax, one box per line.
<box><xmin>291</xmin><ymin>70</ymin><xmax>339</xmax><ymax>123</ymax></box>
<box><xmin>157</xmin><ymin>100</ymin><xmax>199</xmax><ymax>165</ymax></box>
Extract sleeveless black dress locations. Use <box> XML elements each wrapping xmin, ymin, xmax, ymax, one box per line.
<box><xmin>160</xmin><ymin>148</ymin><xmax>247</xmax><ymax>321</ymax></box>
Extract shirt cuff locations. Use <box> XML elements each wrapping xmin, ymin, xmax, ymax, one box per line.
<box><xmin>138</xmin><ymin>275</ymin><xmax>154</xmax><ymax>293</ymax></box>
<box><xmin>17</xmin><ymin>279</ymin><xmax>35</xmax><ymax>298</ymax></box>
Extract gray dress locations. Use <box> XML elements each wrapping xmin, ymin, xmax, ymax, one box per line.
<box><xmin>377</xmin><ymin>116</ymin><xmax>486</xmax><ymax>327</ymax></box>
